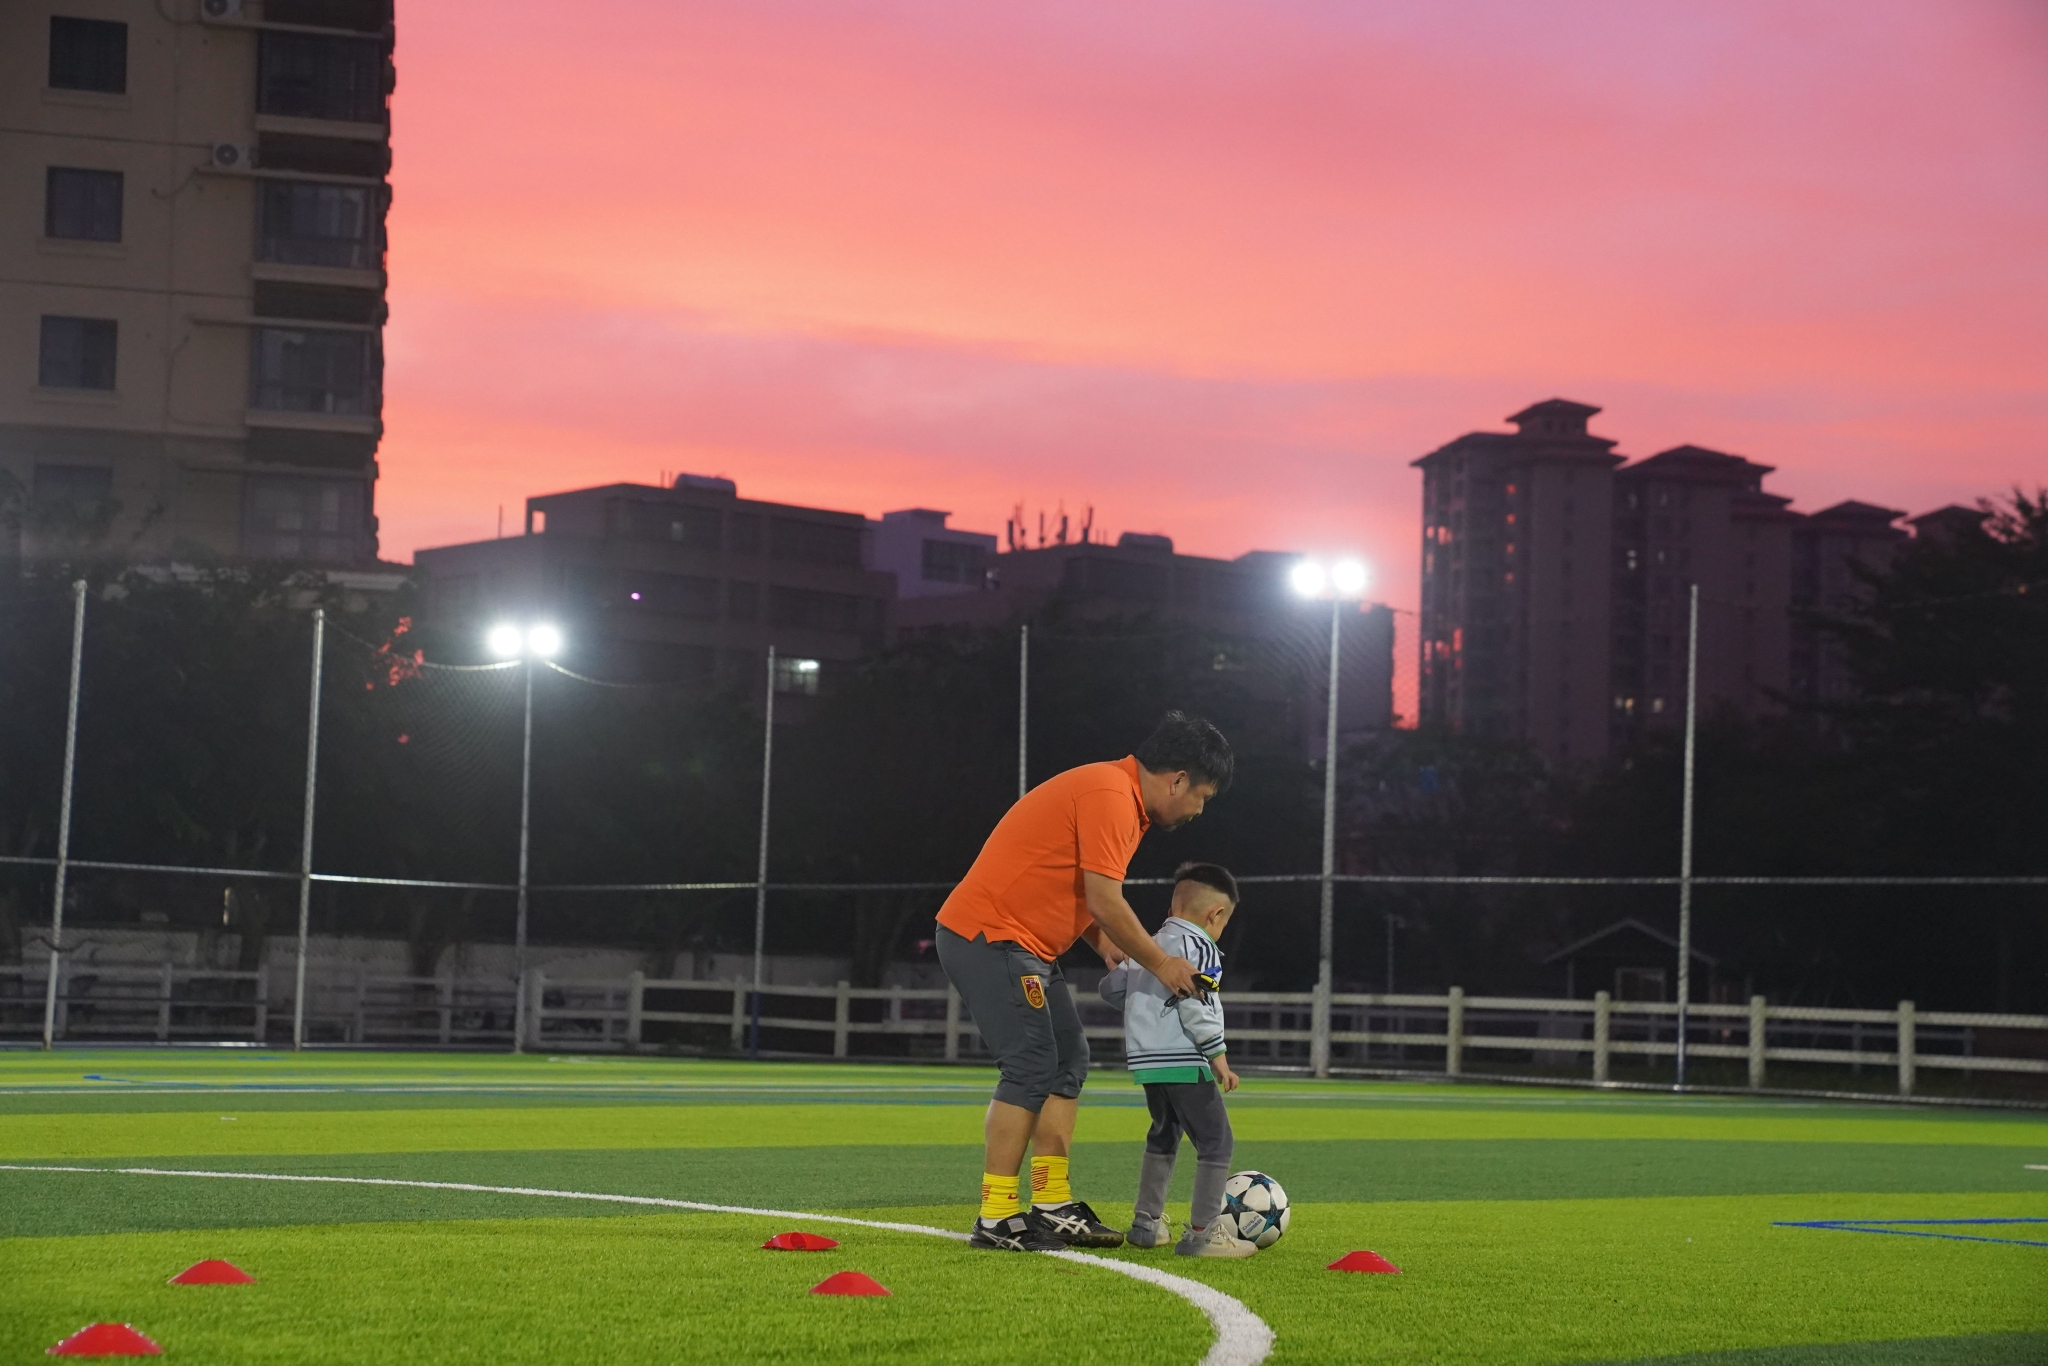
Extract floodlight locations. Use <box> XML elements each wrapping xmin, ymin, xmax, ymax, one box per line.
<box><xmin>486</xmin><ymin>623</ymin><xmax>524</xmax><ymax>658</ymax></box>
<box><xmin>1332</xmin><ymin>560</ymin><xmax>1369</xmax><ymax>595</ymax></box>
<box><xmin>1290</xmin><ymin>561</ymin><xmax>1326</xmax><ymax>597</ymax></box>
<box><xmin>526</xmin><ymin>623</ymin><xmax>563</xmax><ymax>658</ymax></box>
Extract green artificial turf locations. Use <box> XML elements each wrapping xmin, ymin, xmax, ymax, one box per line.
<box><xmin>1</xmin><ymin>1051</ymin><xmax>2044</xmax><ymax>1364</ymax></box>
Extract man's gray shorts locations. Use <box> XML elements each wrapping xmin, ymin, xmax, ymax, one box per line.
<box><xmin>936</xmin><ymin>925</ymin><xmax>1088</xmax><ymax>1113</ymax></box>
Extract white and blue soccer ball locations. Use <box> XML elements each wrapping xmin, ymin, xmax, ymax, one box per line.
<box><xmin>1219</xmin><ymin>1170</ymin><xmax>1290</xmax><ymax>1249</ymax></box>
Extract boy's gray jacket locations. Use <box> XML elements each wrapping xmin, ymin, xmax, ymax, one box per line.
<box><xmin>1098</xmin><ymin>917</ymin><xmax>1225</xmax><ymax>1071</ymax></box>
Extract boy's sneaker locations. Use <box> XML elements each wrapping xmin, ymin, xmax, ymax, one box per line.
<box><xmin>1029</xmin><ymin>1201</ymin><xmax>1126</xmax><ymax>1248</ymax></box>
<box><xmin>1127</xmin><ymin>1214</ymin><xmax>1173</xmax><ymax>1249</ymax></box>
<box><xmin>1174</xmin><ymin>1223</ymin><xmax>1259</xmax><ymax>1258</ymax></box>
<box><xmin>969</xmin><ymin>1213</ymin><xmax>1065</xmax><ymax>1251</ymax></box>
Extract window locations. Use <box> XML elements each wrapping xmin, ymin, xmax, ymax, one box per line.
<box><xmin>45</xmin><ymin>168</ymin><xmax>122</xmax><ymax>241</ymax></box>
<box><xmin>256</xmin><ymin>181</ymin><xmax>384</xmax><ymax>269</ymax></box>
<box><xmin>769</xmin><ymin>518</ymin><xmax>862</xmax><ymax>565</ymax></box>
<box><xmin>39</xmin><ymin>316</ymin><xmax>117</xmax><ymax>390</ymax></box>
<box><xmin>258</xmin><ymin>32</ymin><xmax>388</xmax><ymax>123</ymax></box>
<box><xmin>774</xmin><ymin>656</ymin><xmax>821</xmax><ymax>695</ymax></box>
<box><xmin>615</xmin><ymin>501</ymin><xmax>720</xmax><ymax>548</ymax></box>
<box><xmin>727</xmin><ymin>581</ymin><xmax>759</xmax><ymax>622</ymax></box>
<box><xmin>920</xmin><ymin>538</ymin><xmax>985</xmax><ymax>584</ymax></box>
<box><xmin>728</xmin><ymin>514</ymin><xmax>762</xmax><ymax>555</ymax></box>
<box><xmin>250</xmin><ymin>327</ymin><xmax>380</xmax><ymax>414</ymax></box>
<box><xmin>768</xmin><ymin>586</ymin><xmax>863</xmax><ymax>632</ymax></box>
<box><xmin>243</xmin><ymin>475</ymin><xmax>366</xmax><ymax>562</ymax></box>
<box><xmin>49</xmin><ymin>17</ymin><xmax>126</xmax><ymax>92</ymax></box>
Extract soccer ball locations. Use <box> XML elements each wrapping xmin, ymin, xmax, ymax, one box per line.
<box><xmin>1219</xmin><ymin>1170</ymin><xmax>1290</xmax><ymax>1249</ymax></box>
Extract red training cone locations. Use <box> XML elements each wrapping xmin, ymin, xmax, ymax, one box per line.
<box><xmin>168</xmin><ymin>1259</ymin><xmax>254</xmax><ymax>1285</ymax></box>
<box><xmin>47</xmin><ymin>1324</ymin><xmax>162</xmax><ymax>1356</ymax></box>
<box><xmin>1328</xmin><ymin>1249</ymin><xmax>1402</xmax><ymax>1273</ymax></box>
<box><xmin>810</xmin><ymin>1270</ymin><xmax>890</xmax><ymax>1296</ymax></box>
<box><xmin>763</xmin><ymin>1231</ymin><xmax>840</xmax><ymax>1251</ymax></box>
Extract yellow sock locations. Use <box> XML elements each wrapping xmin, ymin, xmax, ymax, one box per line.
<box><xmin>979</xmin><ymin>1172</ymin><xmax>1021</xmax><ymax>1221</ymax></box>
<box><xmin>1030</xmin><ymin>1155</ymin><xmax>1072</xmax><ymax>1208</ymax></box>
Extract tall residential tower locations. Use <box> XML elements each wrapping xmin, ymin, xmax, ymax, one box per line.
<box><xmin>2</xmin><ymin>0</ymin><xmax>392</xmax><ymax>567</ymax></box>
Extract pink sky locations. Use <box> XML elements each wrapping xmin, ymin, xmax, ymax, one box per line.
<box><xmin>378</xmin><ymin>0</ymin><xmax>2048</xmax><ymax>625</ymax></box>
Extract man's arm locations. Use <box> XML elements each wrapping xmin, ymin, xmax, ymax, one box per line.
<box><xmin>1083</xmin><ymin>871</ymin><xmax>1199</xmax><ymax>998</ymax></box>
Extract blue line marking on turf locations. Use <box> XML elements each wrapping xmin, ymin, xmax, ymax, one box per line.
<box><xmin>1775</xmin><ymin>1218</ymin><xmax>2048</xmax><ymax>1248</ymax></box>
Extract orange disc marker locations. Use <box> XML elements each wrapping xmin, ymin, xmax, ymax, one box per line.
<box><xmin>168</xmin><ymin>1259</ymin><xmax>254</xmax><ymax>1285</ymax></box>
<box><xmin>810</xmin><ymin>1270</ymin><xmax>890</xmax><ymax>1296</ymax></box>
<box><xmin>47</xmin><ymin>1324</ymin><xmax>162</xmax><ymax>1356</ymax></box>
<box><xmin>1328</xmin><ymin>1249</ymin><xmax>1402</xmax><ymax>1273</ymax></box>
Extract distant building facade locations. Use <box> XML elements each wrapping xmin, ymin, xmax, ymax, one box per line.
<box><xmin>2</xmin><ymin>1</ymin><xmax>393</xmax><ymax>568</ymax></box>
<box><xmin>1418</xmin><ymin>399</ymin><xmax>1940</xmax><ymax>764</ymax></box>
<box><xmin>413</xmin><ymin>477</ymin><xmax>894</xmax><ymax>694</ymax></box>
<box><xmin>867</xmin><ymin>508</ymin><xmax>996</xmax><ymax>600</ymax></box>
<box><xmin>896</xmin><ymin>531</ymin><xmax>1396</xmax><ymax>759</ymax></box>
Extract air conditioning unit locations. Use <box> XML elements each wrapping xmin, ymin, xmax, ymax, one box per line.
<box><xmin>199</xmin><ymin>0</ymin><xmax>245</xmax><ymax>21</ymax></box>
<box><xmin>209</xmin><ymin>142</ymin><xmax>255</xmax><ymax>172</ymax></box>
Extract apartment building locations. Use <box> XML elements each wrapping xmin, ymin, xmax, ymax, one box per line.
<box><xmin>1413</xmin><ymin>399</ymin><xmax>1623</xmax><ymax>764</ymax></box>
<box><xmin>412</xmin><ymin>477</ymin><xmax>896</xmax><ymax>694</ymax></box>
<box><xmin>2</xmin><ymin>1</ymin><xmax>391</xmax><ymax>567</ymax></box>
<box><xmin>1418</xmin><ymin>400</ymin><xmax>1928</xmax><ymax>764</ymax></box>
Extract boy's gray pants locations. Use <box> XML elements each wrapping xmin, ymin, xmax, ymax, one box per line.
<box><xmin>1135</xmin><ymin>1079</ymin><xmax>1234</xmax><ymax>1230</ymax></box>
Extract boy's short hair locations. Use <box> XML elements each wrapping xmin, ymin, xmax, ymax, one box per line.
<box><xmin>1135</xmin><ymin>711</ymin><xmax>1235</xmax><ymax>794</ymax></box>
<box><xmin>1173</xmin><ymin>861</ymin><xmax>1239</xmax><ymax>907</ymax></box>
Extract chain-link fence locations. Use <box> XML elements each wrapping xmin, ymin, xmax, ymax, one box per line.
<box><xmin>0</xmin><ymin>574</ymin><xmax>2043</xmax><ymax>1102</ymax></box>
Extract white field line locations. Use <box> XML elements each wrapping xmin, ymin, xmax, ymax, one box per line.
<box><xmin>2028</xmin><ymin>1164</ymin><xmax>2048</xmax><ymax>1171</ymax></box>
<box><xmin>0</xmin><ymin>1164</ymin><xmax>1273</xmax><ymax>1366</ymax></box>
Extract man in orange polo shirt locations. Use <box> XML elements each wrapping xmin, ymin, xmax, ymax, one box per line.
<box><xmin>935</xmin><ymin>710</ymin><xmax>1234</xmax><ymax>1251</ymax></box>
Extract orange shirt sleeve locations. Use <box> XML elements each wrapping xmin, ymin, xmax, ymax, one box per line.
<box><xmin>1074</xmin><ymin>782</ymin><xmax>1142</xmax><ymax>880</ymax></box>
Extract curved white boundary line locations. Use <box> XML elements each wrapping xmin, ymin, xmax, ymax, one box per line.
<box><xmin>1</xmin><ymin>1164</ymin><xmax>1273</xmax><ymax>1366</ymax></box>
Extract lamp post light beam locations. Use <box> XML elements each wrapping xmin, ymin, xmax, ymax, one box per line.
<box><xmin>292</xmin><ymin>607</ymin><xmax>325</xmax><ymax>1051</ymax></box>
<box><xmin>41</xmin><ymin>579</ymin><xmax>88</xmax><ymax>1051</ymax></box>
<box><xmin>1293</xmin><ymin>556</ymin><xmax>1369</xmax><ymax>1080</ymax></box>
<box><xmin>487</xmin><ymin>621</ymin><xmax>562</xmax><ymax>1054</ymax></box>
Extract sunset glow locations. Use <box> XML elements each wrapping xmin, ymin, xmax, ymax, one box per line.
<box><xmin>377</xmin><ymin>0</ymin><xmax>2048</xmax><ymax>626</ymax></box>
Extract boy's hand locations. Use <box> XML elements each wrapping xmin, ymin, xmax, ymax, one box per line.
<box><xmin>1214</xmin><ymin>1056</ymin><xmax>1240</xmax><ymax>1092</ymax></box>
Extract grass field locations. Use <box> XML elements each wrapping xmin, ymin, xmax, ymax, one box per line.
<box><xmin>1</xmin><ymin>1052</ymin><xmax>2043</xmax><ymax>1364</ymax></box>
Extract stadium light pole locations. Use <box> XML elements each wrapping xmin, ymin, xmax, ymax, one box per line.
<box><xmin>489</xmin><ymin>621</ymin><xmax>561</xmax><ymax>1054</ymax></box>
<box><xmin>1675</xmin><ymin>583</ymin><xmax>1700</xmax><ymax>1088</ymax></box>
<box><xmin>1017</xmin><ymin>622</ymin><xmax>1029</xmax><ymax>800</ymax></box>
<box><xmin>1293</xmin><ymin>557</ymin><xmax>1369</xmax><ymax>1079</ymax></box>
<box><xmin>41</xmin><ymin>579</ymin><xmax>87</xmax><ymax>1051</ymax></box>
<box><xmin>751</xmin><ymin>646</ymin><xmax>777</xmax><ymax>1057</ymax></box>
<box><xmin>292</xmin><ymin>607</ymin><xmax>325</xmax><ymax>1051</ymax></box>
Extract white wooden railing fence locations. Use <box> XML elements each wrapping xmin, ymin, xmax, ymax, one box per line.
<box><xmin>5</xmin><ymin>964</ymin><xmax>2044</xmax><ymax>1098</ymax></box>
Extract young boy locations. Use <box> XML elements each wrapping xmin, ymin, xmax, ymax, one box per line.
<box><xmin>1099</xmin><ymin>862</ymin><xmax>1257</xmax><ymax>1258</ymax></box>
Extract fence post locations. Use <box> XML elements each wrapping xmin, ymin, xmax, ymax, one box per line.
<box><xmin>626</xmin><ymin>970</ymin><xmax>644</xmax><ymax>1050</ymax></box>
<box><xmin>833</xmin><ymin>980</ymin><xmax>850</xmax><ymax>1059</ymax></box>
<box><xmin>1592</xmin><ymin>990</ymin><xmax>1611</xmax><ymax>1084</ymax></box>
<box><xmin>1445</xmin><ymin>986</ymin><xmax>1465</xmax><ymax>1077</ymax></box>
<box><xmin>944</xmin><ymin>983</ymin><xmax>961</xmax><ymax>1062</ymax></box>
<box><xmin>41</xmin><ymin>578</ymin><xmax>88</xmax><ymax>1051</ymax></box>
<box><xmin>1897</xmin><ymin>1000</ymin><xmax>1916</xmax><ymax>1097</ymax></box>
<box><xmin>530</xmin><ymin>969</ymin><xmax>548</xmax><ymax>1051</ymax></box>
<box><xmin>1747</xmin><ymin>995</ymin><xmax>1768</xmax><ymax>1091</ymax></box>
<box><xmin>438</xmin><ymin>974</ymin><xmax>453</xmax><ymax>1046</ymax></box>
<box><xmin>353</xmin><ymin>969</ymin><xmax>366</xmax><ymax>1044</ymax></box>
<box><xmin>730</xmin><ymin>980</ymin><xmax>746</xmax><ymax>1051</ymax></box>
<box><xmin>158</xmin><ymin>962</ymin><xmax>173</xmax><ymax>1043</ymax></box>
<box><xmin>253</xmin><ymin>967</ymin><xmax>268</xmax><ymax>1044</ymax></box>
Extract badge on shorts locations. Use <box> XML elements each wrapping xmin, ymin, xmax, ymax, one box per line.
<box><xmin>1020</xmin><ymin>975</ymin><xmax>1047</xmax><ymax>1009</ymax></box>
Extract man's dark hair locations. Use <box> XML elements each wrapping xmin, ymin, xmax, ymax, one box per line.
<box><xmin>1135</xmin><ymin>710</ymin><xmax>1234</xmax><ymax>794</ymax></box>
<box><xmin>1174</xmin><ymin>861</ymin><xmax>1239</xmax><ymax>906</ymax></box>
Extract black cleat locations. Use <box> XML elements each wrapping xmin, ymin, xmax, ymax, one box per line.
<box><xmin>969</xmin><ymin>1213</ymin><xmax>1065</xmax><ymax>1251</ymax></box>
<box><xmin>1029</xmin><ymin>1201</ymin><xmax>1126</xmax><ymax>1248</ymax></box>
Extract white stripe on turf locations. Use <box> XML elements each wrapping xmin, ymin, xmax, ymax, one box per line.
<box><xmin>0</xmin><ymin>1164</ymin><xmax>1273</xmax><ymax>1366</ymax></box>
